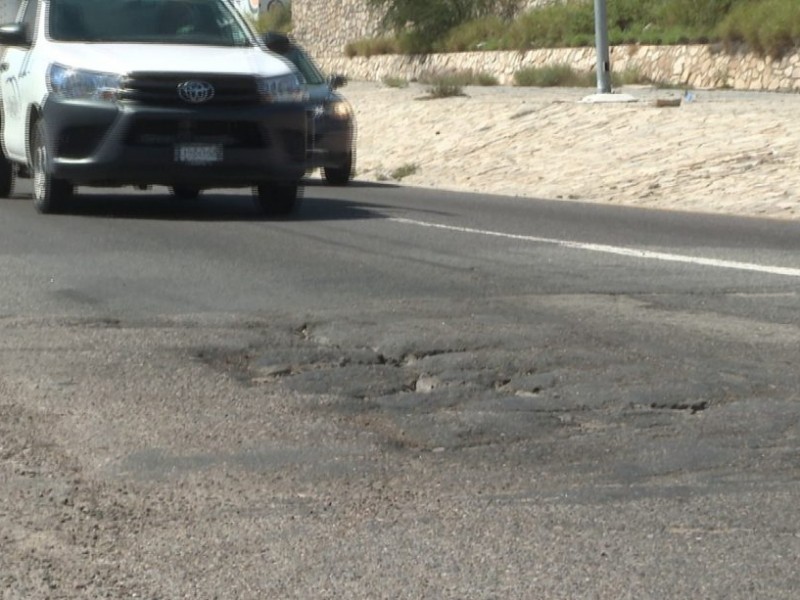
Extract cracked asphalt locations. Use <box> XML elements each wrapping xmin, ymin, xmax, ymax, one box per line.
<box><xmin>1</xmin><ymin>182</ymin><xmax>800</xmax><ymax>598</ymax></box>
<box><xmin>3</xmin><ymin>308</ymin><xmax>799</xmax><ymax>599</ymax></box>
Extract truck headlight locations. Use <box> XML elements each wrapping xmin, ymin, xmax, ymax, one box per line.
<box><xmin>47</xmin><ymin>64</ymin><xmax>122</xmax><ymax>102</ymax></box>
<box><xmin>256</xmin><ymin>73</ymin><xmax>307</xmax><ymax>103</ymax></box>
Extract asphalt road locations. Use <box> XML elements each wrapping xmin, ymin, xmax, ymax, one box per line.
<box><xmin>1</xmin><ymin>180</ymin><xmax>799</xmax><ymax>599</ymax></box>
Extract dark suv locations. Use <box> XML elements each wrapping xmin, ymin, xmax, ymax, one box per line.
<box><xmin>264</xmin><ymin>32</ymin><xmax>355</xmax><ymax>186</ymax></box>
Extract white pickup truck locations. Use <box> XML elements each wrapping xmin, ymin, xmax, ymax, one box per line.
<box><xmin>0</xmin><ymin>0</ymin><xmax>308</xmax><ymax>214</ymax></box>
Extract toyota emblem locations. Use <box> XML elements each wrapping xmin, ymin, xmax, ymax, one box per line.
<box><xmin>177</xmin><ymin>80</ymin><xmax>215</xmax><ymax>104</ymax></box>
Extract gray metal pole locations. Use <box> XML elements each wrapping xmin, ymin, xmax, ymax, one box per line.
<box><xmin>594</xmin><ymin>0</ymin><xmax>611</xmax><ymax>93</ymax></box>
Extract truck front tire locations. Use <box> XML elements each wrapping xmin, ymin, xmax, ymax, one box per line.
<box><xmin>171</xmin><ymin>186</ymin><xmax>201</xmax><ymax>200</ymax></box>
<box><xmin>0</xmin><ymin>150</ymin><xmax>13</xmax><ymax>198</ymax></box>
<box><xmin>32</xmin><ymin>120</ymin><xmax>73</xmax><ymax>214</ymax></box>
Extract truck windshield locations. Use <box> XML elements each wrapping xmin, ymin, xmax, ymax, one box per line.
<box><xmin>48</xmin><ymin>0</ymin><xmax>254</xmax><ymax>46</ymax></box>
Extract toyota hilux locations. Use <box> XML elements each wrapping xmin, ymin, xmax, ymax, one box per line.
<box><xmin>0</xmin><ymin>0</ymin><xmax>309</xmax><ymax>215</ymax></box>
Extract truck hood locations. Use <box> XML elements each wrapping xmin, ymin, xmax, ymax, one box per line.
<box><xmin>47</xmin><ymin>43</ymin><xmax>296</xmax><ymax>77</ymax></box>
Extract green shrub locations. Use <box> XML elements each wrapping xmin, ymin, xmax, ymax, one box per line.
<box><xmin>657</xmin><ymin>0</ymin><xmax>737</xmax><ymax>30</ymax></box>
<box><xmin>418</xmin><ymin>69</ymin><xmax>498</xmax><ymax>86</ymax></box>
<box><xmin>391</xmin><ymin>163</ymin><xmax>419</xmax><ymax>179</ymax></box>
<box><xmin>440</xmin><ymin>15</ymin><xmax>507</xmax><ymax>52</ymax></box>
<box><xmin>345</xmin><ymin>37</ymin><xmax>399</xmax><ymax>58</ymax></box>
<box><xmin>474</xmin><ymin>71</ymin><xmax>500</xmax><ymax>86</ymax></box>
<box><xmin>368</xmin><ymin>0</ymin><xmax>512</xmax><ymax>53</ymax></box>
<box><xmin>418</xmin><ymin>73</ymin><xmax>471</xmax><ymax>97</ymax></box>
<box><xmin>395</xmin><ymin>30</ymin><xmax>434</xmax><ymax>55</ymax></box>
<box><xmin>382</xmin><ymin>75</ymin><xmax>410</xmax><ymax>88</ymax></box>
<box><xmin>369</xmin><ymin>0</ymin><xmax>480</xmax><ymax>53</ymax></box>
<box><xmin>717</xmin><ymin>0</ymin><xmax>800</xmax><ymax>58</ymax></box>
<box><xmin>425</xmin><ymin>82</ymin><xmax>465</xmax><ymax>98</ymax></box>
<box><xmin>513</xmin><ymin>64</ymin><xmax>665</xmax><ymax>88</ymax></box>
<box><xmin>500</xmin><ymin>1</ymin><xmax>595</xmax><ymax>50</ymax></box>
<box><xmin>611</xmin><ymin>67</ymin><xmax>653</xmax><ymax>86</ymax></box>
<box><xmin>513</xmin><ymin>64</ymin><xmax>595</xmax><ymax>87</ymax></box>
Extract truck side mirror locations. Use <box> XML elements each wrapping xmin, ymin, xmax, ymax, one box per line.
<box><xmin>263</xmin><ymin>31</ymin><xmax>290</xmax><ymax>55</ymax></box>
<box><xmin>0</xmin><ymin>23</ymin><xmax>30</xmax><ymax>48</ymax></box>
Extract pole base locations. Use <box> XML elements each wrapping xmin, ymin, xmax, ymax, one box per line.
<box><xmin>580</xmin><ymin>93</ymin><xmax>639</xmax><ymax>104</ymax></box>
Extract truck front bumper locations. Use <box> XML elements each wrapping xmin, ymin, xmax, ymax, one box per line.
<box><xmin>41</xmin><ymin>97</ymin><xmax>308</xmax><ymax>188</ymax></box>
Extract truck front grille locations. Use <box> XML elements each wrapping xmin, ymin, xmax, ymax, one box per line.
<box><xmin>120</xmin><ymin>73</ymin><xmax>261</xmax><ymax>106</ymax></box>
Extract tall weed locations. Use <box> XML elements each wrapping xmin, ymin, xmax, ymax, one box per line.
<box><xmin>348</xmin><ymin>0</ymin><xmax>799</xmax><ymax>58</ymax></box>
<box><xmin>717</xmin><ymin>0</ymin><xmax>800</xmax><ymax>58</ymax></box>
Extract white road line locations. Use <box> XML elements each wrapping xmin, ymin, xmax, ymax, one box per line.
<box><xmin>390</xmin><ymin>217</ymin><xmax>800</xmax><ymax>278</ymax></box>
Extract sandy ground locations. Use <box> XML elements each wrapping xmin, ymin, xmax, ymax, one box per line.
<box><xmin>337</xmin><ymin>81</ymin><xmax>800</xmax><ymax>221</ymax></box>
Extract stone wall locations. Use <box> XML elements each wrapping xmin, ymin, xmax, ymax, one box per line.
<box><xmin>291</xmin><ymin>0</ymin><xmax>800</xmax><ymax>91</ymax></box>
<box><xmin>292</xmin><ymin>0</ymin><xmax>383</xmax><ymax>59</ymax></box>
<box><xmin>316</xmin><ymin>45</ymin><xmax>800</xmax><ymax>92</ymax></box>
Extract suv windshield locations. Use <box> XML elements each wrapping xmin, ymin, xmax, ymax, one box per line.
<box><xmin>48</xmin><ymin>0</ymin><xmax>253</xmax><ymax>46</ymax></box>
<box><xmin>284</xmin><ymin>47</ymin><xmax>325</xmax><ymax>86</ymax></box>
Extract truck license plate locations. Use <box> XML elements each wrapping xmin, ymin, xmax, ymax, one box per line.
<box><xmin>175</xmin><ymin>144</ymin><xmax>222</xmax><ymax>165</ymax></box>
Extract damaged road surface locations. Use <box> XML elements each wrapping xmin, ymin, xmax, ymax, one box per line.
<box><xmin>1</xmin><ymin>184</ymin><xmax>800</xmax><ymax>598</ymax></box>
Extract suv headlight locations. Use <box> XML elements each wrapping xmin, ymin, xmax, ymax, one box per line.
<box><xmin>326</xmin><ymin>100</ymin><xmax>353</xmax><ymax>120</ymax></box>
<box><xmin>47</xmin><ymin>64</ymin><xmax>122</xmax><ymax>102</ymax></box>
<box><xmin>256</xmin><ymin>73</ymin><xmax>307</xmax><ymax>103</ymax></box>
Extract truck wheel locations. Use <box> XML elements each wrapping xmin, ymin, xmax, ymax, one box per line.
<box><xmin>254</xmin><ymin>182</ymin><xmax>301</xmax><ymax>216</ymax></box>
<box><xmin>323</xmin><ymin>152</ymin><xmax>353</xmax><ymax>186</ymax></box>
<box><xmin>32</xmin><ymin>120</ymin><xmax>73</xmax><ymax>214</ymax></box>
<box><xmin>0</xmin><ymin>149</ymin><xmax>14</xmax><ymax>198</ymax></box>
<box><xmin>171</xmin><ymin>186</ymin><xmax>200</xmax><ymax>200</ymax></box>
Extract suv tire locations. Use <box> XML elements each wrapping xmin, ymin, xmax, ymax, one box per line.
<box><xmin>254</xmin><ymin>182</ymin><xmax>301</xmax><ymax>216</ymax></box>
<box><xmin>323</xmin><ymin>152</ymin><xmax>353</xmax><ymax>186</ymax></box>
